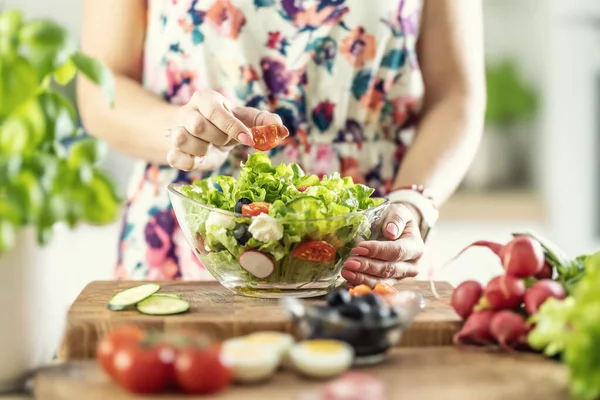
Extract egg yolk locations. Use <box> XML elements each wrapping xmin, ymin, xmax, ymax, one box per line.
<box><xmin>303</xmin><ymin>340</ymin><xmax>344</xmax><ymax>354</ymax></box>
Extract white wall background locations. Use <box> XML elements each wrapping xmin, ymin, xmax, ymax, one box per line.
<box><xmin>2</xmin><ymin>0</ymin><xmax>599</xmax><ymax>288</ymax></box>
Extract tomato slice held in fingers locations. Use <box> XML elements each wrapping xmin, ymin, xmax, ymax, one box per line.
<box><xmin>241</xmin><ymin>202</ymin><xmax>270</xmax><ymax>216</ymax></box>
<box><xmin>292</xmin><ymin>241</ymin><xmax>336</xmax><ymax>263</ymax></box>
<box><xmin>251</xmin><ymin>124</ymin><xmax>289</xmax><ymax>151</ymax></box>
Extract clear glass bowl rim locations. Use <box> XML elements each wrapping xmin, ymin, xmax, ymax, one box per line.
<box><xmin>167</xmin><ymin>183</ymin><xmax>390</xmax><ymax>223</ymax></box>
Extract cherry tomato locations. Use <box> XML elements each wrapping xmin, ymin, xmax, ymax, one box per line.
<box><xmin>241</xmin><ymin>202</ymin><xmax>270</xmax><ymax>216</ymax></box>
<box><xmin>97</xmin><ymin>325</ymin><xmax>146</xmax><ymax>379</ymax></box>
<box><xmin>112</xmin><ymin>342</ymin><xmax>176</xmax><ymax>394</ymax></box>
<box><xmin>349</xmin><ymin>284</ymin><xmax>372</xmax><ymax>296</ymax></box>
<box><xmin>292</xmin><ymin>241</ymin><xmax>336</xmax><ymax>263</ymax></box>
<box><xmin>297</xmin><ymin>186</ymin><xmax>310</xmax><ymax>192</ymax></box>
<box><xmin>174</xmin><ymin>344</ymin><xmax>232</xmax><ymax>395</ymax></box>
<box><xmin>251</xmin><ymin>124</ymin><xmax>289</xmax><ymax>151</ymax></box>
<box><xmin>373</xmin><ymin>282</ymin><xmax>398</xmax><ymax>295</ymax></box>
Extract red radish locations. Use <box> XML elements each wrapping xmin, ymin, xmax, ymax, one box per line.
<box><xmin>500</xmin><ymin>236</ymin><xmax>544</xmax><ymax>278</ymax></box>
<box><xmin>524</xmin><ymin>279</ymin><xmax>566</xmax><ymax>315</ymax></box>
<box><xmin>238</xmin><ymin>250</ymin><xmax>274</xmax><ymax>279</ymax></box>
<box><xmin>535</xmin><ymin>262</ymin><xmax>553</xmax><ymax>280</ymax></box>
<box><xmin>450</xmin><ymin>280</ymin><xmax>483</xmax><ymax>319</ymax></box>
<box><xmin>489</xmin><ymin>310</ymin><xmax>528</xmax><ymax>351</ymax></box>
<box><xmin>453</xmin><ymin>310</ymin><xmax>495</xmax><ymax>346</ymax></box>
<box><xmin>475</xmin><ymin>275</ymin><xmax>525</xmax><ymax>311</ymax></box>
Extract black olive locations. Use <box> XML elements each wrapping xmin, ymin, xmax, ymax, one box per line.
<box><xmin>370</xmin><ymin>305</ymin><xmax>392</xmax><ymax>320</ymax></box>
<box><xmin>361</xmin><ymin>293</ymin><xmax>384</xmax><ymax>308</ymax></box>
<box><xmin>234</xmin><ymin>198</ymin><xmax>252</xmax><ymax>214</ymax></box>
<box><xmin>339</xmin><ymin>300</ymin><xmax>370</xmax><ymax>321</ymax></box>
<box><xmin>326</xmin><ymin>288</ymin><xmax>352</xmax><ymax>307</ymax></box>
<box><xmin>232</xmin><ymin>223</ymin><xmax>252</xmax><ymax>245</ymax></box>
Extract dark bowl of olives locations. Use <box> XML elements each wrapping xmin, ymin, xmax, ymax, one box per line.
<box><xmin>282</xmin><ymin>288</ymin><xmax>425</xmax><ymax>365</ymax></box>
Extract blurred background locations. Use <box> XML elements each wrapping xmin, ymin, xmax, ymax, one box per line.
<box><xmin>0</xmin><ymin>0</ymin><xmax>599</xmax><ymax>378</ymax></box>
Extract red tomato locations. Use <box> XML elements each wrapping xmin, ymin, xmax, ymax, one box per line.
<box><xmin>241</xmin><ymin>202</ymin><xmax>270</xmax><ymax>216</ymax></box>
<box><xmin>297</xmin><ymin>186</ymin><xmax>310</xmax><ymax>192</ymax></box>
<box><xmin>112</xmin><ymin>342</ymin><xmax>176</xmax><ymax>394</ymax></box>
<box><xmin>97</xmin><ymin>325</ymin><xmax>146</xmax><ymax>379</ymax></box>
<box><xmin>292</xmin><ymin>241</ymin><xmax>336</xmax><ymax>263</ymax></box>
<box><xmin>174</xmin><ymin>344</ymin><xmax>232</xmax><ymax>395</ymax></box>
<box><xmin>251</xmin><ymin>124</ymin><xmax>289</xmax><ymax>151</ymax></box>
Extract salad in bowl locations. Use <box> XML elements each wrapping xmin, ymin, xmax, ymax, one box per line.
<box><xmin>168</xmin><ymin>152</ymin><xmax>389</xmax><ymax>298</ymax></box>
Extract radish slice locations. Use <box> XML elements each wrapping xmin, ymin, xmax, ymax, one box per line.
<box><xmin>239</xmin><ymin>250</ymin><xmax>275</xmax><ymax>279</ymax></box>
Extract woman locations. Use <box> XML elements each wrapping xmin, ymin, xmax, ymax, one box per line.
<box><xmin>78</xmin><ymin>0</ymin><xmax>485</xmax><ymax>285</ymax></box>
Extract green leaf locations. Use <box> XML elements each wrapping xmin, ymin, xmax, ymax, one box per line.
<box><xmin>38</xmin><ymin>92</ymin><xmax>77</xmax><ymax>141</ymax></box>
<box><xmin>53</xmin><ymin>58</ymin><xmax>77</xmax><ymax>85</ymax></box>
<box><xmin>82</xmin><ymin>169</ymin><xmax>121</xmax><ymax>224</ymax></box>
<box><xmin>67</xmin><ymin>136</ymin><xmax>107</xmax><ymax>167</ymax></box>
<box><xmin>19</xmin><ymin>19</ymin><xmax>75</xmax><ymax>78</ymax></box>
<box><xmin>71</xmin><ymin>52</ymin><xmax>115</xmax><ymax>107</ymax></box>
<box><xmin>0</xmin><ymin>116</ymin><xmax>30</xmax><ymax>154</ymax></box>
<box><xmin>0</xmin><ymin>56</ymin><xmax>39</xmax><ymax>119</ymax></box>
<box><xmin>0</xmin><ymin>10</ymin><xmax>23</xmax><ymax>57</ymax></box>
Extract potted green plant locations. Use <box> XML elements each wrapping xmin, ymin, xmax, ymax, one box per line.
<box><xmin>462</xmin><ymin>59</ymin><xmax>538</xmax><ymax>191</ymax></box>
<box><xmin>0</xmin><ymin>9</ymin><xmax>120</xmax><ymax>390</ymax></box>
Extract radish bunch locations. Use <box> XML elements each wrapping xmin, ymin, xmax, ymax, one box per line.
<box><xmin>438</xmin><ymin>235</ymin><xmax>567</xmax><ymax>351</ymax></box>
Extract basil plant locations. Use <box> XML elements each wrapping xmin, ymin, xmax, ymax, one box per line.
<box><xmin>0</xmin><ymin>9</ymin><xmax>121</xmax><ymax>254</ymax></box>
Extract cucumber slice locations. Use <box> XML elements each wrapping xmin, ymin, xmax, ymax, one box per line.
<box><xmin>153</xmin><ymin>293</ymin><xmax>181</xmax><ymax>299</ymax></box>
<box><xmin>136</xmin><ymin>295</ymin><xmax>190</xmax><ymax>315</ymax></box>
<box><xmin>107</xmin><ymin>283</ymin><xmax>161</xmax><ymax>310</ymax></box>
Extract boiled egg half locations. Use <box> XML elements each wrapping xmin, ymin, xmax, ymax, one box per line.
<box><xmin>221</xmin><ymin>340</ymin><xmax>280</xmax><ymax>383</ymax></box>
<box><xmin>289</xmin><ymin>339</ymin><xmax>354</xmax><ymax>379</ymax></box>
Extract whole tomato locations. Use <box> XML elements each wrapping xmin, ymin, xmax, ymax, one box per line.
<box><xmin>174</xmin><ymin>344</ymin><xmax>232</xmax><ymax>394</ymax></box>
<box><xmin>96</xmin><ymin>325</ymin><xmax>146</xmax><ymax>379</ymax></box>
<box><xmin>112</xmin><ymin>342</ymin><xmax>177</xmax><ymax>394</ymax></box>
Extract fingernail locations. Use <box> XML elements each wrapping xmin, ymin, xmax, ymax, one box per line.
<box><xmin>344</xmin><ymin>260</ymin><xmax>361</xmax><ymax>270</ymax></box>
<box><xmin>237</xmin><ymin>132</ymin><xmax>255</xmax><ymax>146</ymax></box>
<box><xmin>386</xmin><ymin>222</ymin><xmax>399</xmax><ymax>237</ymax></box>
<box><xmin>341</xmin><ymin>270</ymin><xmax>356</xmax><ymax>280</ymax></box>
<box><xmin>193</xmin><ymin>156</ymin><xmax>205</xmax><ymax>168</ymax></box>
<box><xmin>351</xmin><ymin>247</ymin><xmax>369</xmax><ymax>256</ymax></box>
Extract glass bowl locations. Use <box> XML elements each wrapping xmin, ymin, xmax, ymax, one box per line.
<box><xmin>168</xmin><ymin>183</ymin><xmax>389</xmax><ymax>298</ymax></box>
<box><xmin>282</xmin><ymin>290</ymin><xmax>426</xmax><ymax>365</ymax></box>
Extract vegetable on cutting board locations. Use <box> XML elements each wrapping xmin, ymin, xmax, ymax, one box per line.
<box><xmin>432</xmin><ymin>230</ymin><xmax>600</xmax><ymax>400</ymax></box>
<box><xmin>106</xmin><ymin>284</ymin><xmax>189</xmax><ymax>316</ymax></box>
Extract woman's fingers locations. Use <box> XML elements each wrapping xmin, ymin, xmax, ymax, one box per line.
<box><xmin>190</xmin><ymin>91</ymin><xmax>255</xmax><ymax>146</ymax></box>
<box><xmin>381</xmin><ymin>203</ymin><xmax>414</xmax><ymax>240</ymax></box>
<box><xmin>169</xmin><ymin>126</ymin><xmax>212</xmax><ymax>157</ymax></box>
<box><xmin>233</xmin><ymin>106</ymin><xmax>283</xmax><ymax>127</ymax></box>
<box><xmin>166</xmin><ymin>149</ymin><xmax>204</xmax><ymax>172</ymax></box>
<box><xmin>343</xmin><ymin>256</ymin><xmax>419</xmax><ymax>280</ymax></box>
<box><xmin>352</xmin><ymin>232</ymin><xmax>424</xmax><ymax>263</ymax></box>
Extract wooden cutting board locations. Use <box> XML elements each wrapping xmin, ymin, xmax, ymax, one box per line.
<box><xmin>58</xmin><ymin>280</ymin><xmax>461</xmax><ymax>361</ymax></box>
<box><xmin>36</xmin><ymin>347</ymin><xmax>569</xmax><ymax>400</ymax></box>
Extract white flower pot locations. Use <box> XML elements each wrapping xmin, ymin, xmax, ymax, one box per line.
<box><xmin>0</xmin><ymin>223</ymin><xmax>118</xmax><ymax>391</ymax></box>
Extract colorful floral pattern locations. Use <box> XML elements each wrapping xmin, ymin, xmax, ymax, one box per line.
<box><xmin>117</xmin><ymin>0</ymin><xmax>424</xmax><ymax>280</ymax></box>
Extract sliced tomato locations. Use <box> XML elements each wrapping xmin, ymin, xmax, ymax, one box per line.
<box><xmin>97</xmin><ymin>325</ymin><xmax>146</xmax><ymax>379</ymax></box>
<box><xmin>292</xmin><ymin>241</ymin><xmax>336</xmax><ymax>263</ymax></box>
<box><xmin>373</xmin><ymin>282</ymin><xmax>398</xmax><ymax>295</ymax></box>
<box><xmin>297</xmin><ymin>186</ymin><xmax>310</xmax><ymax>192</ymax></box>
<box><xmin>348</xmin><ymin>284</ymin><xmax>372</xmax><ymax>296</ymax></box>
<box><xmin>251</xmin><ymin>124</ymin><xmax>289</xmax><ymax>151</ymax></box>
<box><xmin>241</xmin><ymin>202</ymin><xmax>270</xmax><ymax>216</ymax></box>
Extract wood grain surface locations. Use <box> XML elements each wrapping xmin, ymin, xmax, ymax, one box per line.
<box><xmin>58</xmin><ymin>280</ymin><xmax>461</xmax><ymax>361</ymax></box>
<box><xmin>36</xmin><ymin>347</ymin><xmax>569</xmax><ymax>400</ymax></box>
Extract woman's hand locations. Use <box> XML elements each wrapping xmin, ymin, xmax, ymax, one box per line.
<box><xmin>166</xmin><ymin>90</ymin><xmax>281</xmax><ymax>171</ymax></box>
<box><xmin>341</xmin><ymin>203</ymin><xmax>425</xmax><ymax>287</ymax></box>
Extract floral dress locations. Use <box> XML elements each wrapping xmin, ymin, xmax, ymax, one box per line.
<box><xmin>116</xmin><ymin>0</ymin><xmax>424</xmax><ymax>280</ymax></box>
